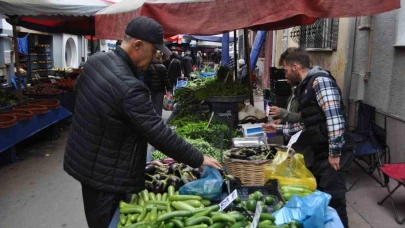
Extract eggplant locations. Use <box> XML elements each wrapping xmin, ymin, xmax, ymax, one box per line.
<box><xmin>167</xmin><ymin>175</ymin><xmax>182</xmax><ymax>190</ymax></box>
<box><xmin>191</xmin><ymin>168</ymin><xmax>201</xmax><ymax>179</ymax></box>
<box><xmin>145</xmin><ymin>165</ymin><xmax>156</xmax><ymax>175</ymax></box>
<box><xmin>153</xmin><ymin>181</ymin><xmax>165</xmax><ymax>194</ymax></box>
<box><xmin>145</xmin><ymin>181</ymin><xmax>153</xmax><ymax>192</ymax></box>
<box><xmin>168</xmin><ymin>163</ymin><xmax>179</xmax><ymax>174</ymax></box>
<box><xmin>230</xmin><ymin>153</ymin><xmax>247</xmax><ymax>160</ymax></box>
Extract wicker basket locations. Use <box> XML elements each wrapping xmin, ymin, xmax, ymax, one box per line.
<box><xmin>224</xmin><ymin>145</ymin><xmax>293</xmax><ymax>186</ymax></box>
<box><xmin>14</xmin><ymin>104</ymin><xmax>48</xmax><ymax>115</ymax></box>
<box><xmin>0</xmin><ymin>115</ymin><xmax>17</xmax><ymax>129</ymax></box>
<box><xmin>28</xmin><ymin>99</ymin><xmax>60</xmax><ymax>109</ymax></box>
<box><xmin>1</xmin><ymin>110</ymin><xmax>34</xmax><ymax>121</ymax></box>
<box><xmin>224</xmin><ymin>157</ymin><xmax>271</xmax><ymax>185</ymax></box>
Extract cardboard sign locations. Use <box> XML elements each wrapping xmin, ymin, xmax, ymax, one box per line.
<box><xmin>287</xmin><ymin>130</ymin><xmax>302</xmax><ymax>148</ymax></box>
<box><xmin>219</xmin><ymin>190</ymin><xmax>238</xmax><ymax>211</ymax></box>
<box><xmin>250</xmin><ymin>203</ymin><xmax>263</xmax><ymax>228</ymax></box>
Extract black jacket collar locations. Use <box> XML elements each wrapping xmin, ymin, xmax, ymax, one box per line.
<box><xmin>114</xmin><ymin>46</ymin><xmax>140</xmax><ymax>78</ymax></box>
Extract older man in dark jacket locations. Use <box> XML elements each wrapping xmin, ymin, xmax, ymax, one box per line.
<box><xmin>64</xmin><ymin>16</ymin><xmax>221</xmax><ymax>228</ymax></box>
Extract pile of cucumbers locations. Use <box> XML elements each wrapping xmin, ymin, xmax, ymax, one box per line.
<box><xmin>279</xmin><ymin>185</ymin><xmax>313</xmax><ymax>201</ymax></box>
<box><xmin>117</xmin><ymin>185</ymin><xmax>249</xmax><ymax>228</ymax></box>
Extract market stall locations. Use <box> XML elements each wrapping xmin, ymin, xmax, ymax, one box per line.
<box><xmin>94</xmin><ymin>0</ymin><xmax>401</xmax><ymax>227</ymax></box>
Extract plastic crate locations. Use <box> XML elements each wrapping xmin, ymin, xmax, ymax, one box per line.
<box><xmin>38</xmin><ymin>61</ymin><xmax>52</xmax><ymax>69</ymax></box>
<box><xmin>211</xmin><ymin>102</ymin><xmax>239</xmax><ymax>128</ymax></box>
<box><xmin>38</xmin><ymin>54</ymin><xmax>52</xmax><ymax>61</ymax></box>
<box><xmin>36</xmin><ymin>46</ymin><xmax>51</xmax><ymax>53</ymax></box>
<box><xmin>30</xmin><ymin>54</ymin><xmax>38</xmax><ymax>61</ymax></box>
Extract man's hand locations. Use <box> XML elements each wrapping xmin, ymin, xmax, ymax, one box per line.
<box><xmin>269</xmin><ymin>106</ymin><xmax>281</xmax><ymax>118</ymax></box>
<box><xmin>262</xmin><ymin>123</ymin><xmax>277</xmax><ymax>133</ymax></box>
<box><xmin>328</xmin><ymin>156</ymin><xmax>340</xmax><ymax>170</ymax></box>
<box><xmin>202</xmin><ymin>156</ymin><xmax>222</xmax><ymax>170</ymax></box>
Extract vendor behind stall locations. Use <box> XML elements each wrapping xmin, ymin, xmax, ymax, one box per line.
<box><xmin>64</xmin><ymin>16</ymin><xmax>222</xmax><ymax>228</ymax></box>
<box><xmin>262</xmin><ymin>48</ymin><xmax>353</xmax><ymax>228</ymax></box>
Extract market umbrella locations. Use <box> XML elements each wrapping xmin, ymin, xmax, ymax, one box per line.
<box><xmin>0</xmin><ymin>0</ymin><xmax>113</xmax><ymax>102</ymax></box>
<box><xmin>95</xmin><ymin>0</ymin><xmax>400</xmax><ymax>105</ymax></box>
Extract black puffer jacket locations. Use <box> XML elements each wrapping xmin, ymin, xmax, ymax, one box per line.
<box><xmin>145</xmin><ymin>62</ymin><xmax>172</xmax><ymax>92</ymax></box>
<box><xmin>64</xmin><ymin>47</ymin><xmax>204</xmax><ymax>194</ymax></box>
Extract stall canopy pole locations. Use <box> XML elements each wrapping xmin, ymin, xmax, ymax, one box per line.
<box><xmin>91</xmin><ymin>35</ymin><xmax>94</xmax><ymax>54</ymax></box>
<box><xmin>244</xmin><ymin>29</ymin><xmax>254</xmax><ymax>106</ymax></box>
<box><xmin>11</xmin><ymin>17</ymin><xmax>23</xmax><ymax>103</ymax></box>
<box><xmin>233</xmin><ymin>30</ymin><xmax>237</xmax><ymax>80</ymax></box>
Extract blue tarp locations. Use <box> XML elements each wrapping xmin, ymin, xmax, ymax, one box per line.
<box><xmin>17</xmin><ymin>35</ymin><xmax>29</xmax><ymax>55</ymax></box>
<box><xmin>221</xmin><ymin>33</ymin><xmax>229</xmax><ymax>66</ymax></box>
<box><xmin>250</xmin><ymin>31</ymin><xmax>266</xmax><ymax>69</ymax></box>
<box><xmin>0</xmin><ymin>106</ymin><xmax>72</xmax><ymax>153</ymax></box>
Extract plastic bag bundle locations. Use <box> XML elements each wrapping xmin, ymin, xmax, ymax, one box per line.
<box><xmin>179</xmin><ymin>166</ymin><xmax>223</xmax><ymax>201</ymax></box>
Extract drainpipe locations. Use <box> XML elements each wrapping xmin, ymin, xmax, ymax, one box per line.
<box><xmin>363</xmin><ymin>15</ymin><xmax>374</xmax><ymax>82</ymax></box>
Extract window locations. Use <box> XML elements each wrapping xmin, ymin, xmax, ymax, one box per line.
<box><xmin>290</xmin><ymin>18</ymin><xmax>339</xmax><ymax>50</ymax></box>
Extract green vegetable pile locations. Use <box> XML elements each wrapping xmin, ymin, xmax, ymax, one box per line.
<box><xmin>152</xmin><ymin>138</ymin><xmax>221</xmax><ymax>161</ymax></box>
<box><xmin>194</xmin><ymin>80</ymin><xmax>248</xmax><ymax>101</ymax></box>
<box><xmin>118</xmin><ymin>187</ymin><xmax>301</xmax><ymax>228</ymax></box>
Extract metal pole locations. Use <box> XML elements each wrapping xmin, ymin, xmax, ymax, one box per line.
<box><xmin>233</xmin><ymin>30</ymin><xmax>237</xmax><ymax>80</ymax></box>
<box><xmin>244</xmin><ymin>29</ymin><xmax>254</xmax><ymax>106</ymax></box>
<box><xmin>90</xmin><ymin>35</ymin><xmax>94</xmax><ymax>54</ymax></box>
<box><xmin>11</xmin><ymin>19</ymin><xmax>23</xmax><ymax>103</ymax></box>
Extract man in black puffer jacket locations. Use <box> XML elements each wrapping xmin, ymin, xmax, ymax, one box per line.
<box><xmin>145</xmin><ymin>52</ymin><xmax>172</xmax><ymax>116</ymax></box>
<box><xmin>64</xmin><ymin>16</ymin><xmax>222</xmax><ymax>228</ymax></box>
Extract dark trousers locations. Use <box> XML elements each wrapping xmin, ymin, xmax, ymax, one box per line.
<box><xmin>150</xmin><ymin>91</ymin><xmax>165</xmax><ymax>116</ymax></box>
<box><xmin>82</xmin><ymin>184</ymin><xmax>125</xmax><ymax>228</ymax></box>
<box><xmin>310</xmin><ymin>151</ymin><xmax>354</xmax><ymax>228</ymax></box>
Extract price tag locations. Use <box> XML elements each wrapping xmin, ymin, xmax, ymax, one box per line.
<box><xmin>250</xmin><ymin>203</ymin><xmax>263</xmax><ymax>228</ymax></box>
<box><xmin>219</xmin><ymin>190</ymin><xmax>238</xmax><ymax>211</ymax></box>
<box><xmin>286</xmin><ymin>130</ymin><xmax>302</xmax><ymax>148</ymax></box>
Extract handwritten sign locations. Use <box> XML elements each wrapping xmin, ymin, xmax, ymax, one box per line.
<box><xmin>219</xmin><ymin>190</ymin><xmax>238</xmax><ymax>211</ymax></box>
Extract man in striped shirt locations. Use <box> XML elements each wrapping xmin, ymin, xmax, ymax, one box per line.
<box><xmin>263</xmin><ymin>48</ymin><xmax>353</xmax><ymax>228</ymax></box>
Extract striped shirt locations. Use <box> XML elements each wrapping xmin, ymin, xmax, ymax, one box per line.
<box><xmin>276</xmin><ymin>76</ymin><xmax>345</xmax><ymax>156</ymax></box>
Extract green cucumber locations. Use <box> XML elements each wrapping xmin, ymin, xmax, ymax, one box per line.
<box><xmin>120</xmin><ymin>214</ymin><xmax>127</xmax><ymax>225</ymax></box>
<box><xmin>142</xmin><ymin>189</ymin><xmax>150</xmax><ymax>202</ymax></box>
<box><xmin>211</xmin><ymin>214</ymin><xmax>236</xmax><ymax>224</ymax></box>
<box><xmin>120</xmin><ymin>205</ymin><xmax>144</xmax><ymax>214</ymax></box>
<box><xmin>208</xmin><ymin>223</ymin><xmax>226</xmax><ymax>228</ymax></box>
<box><xmin>259</xmin><ymin>213</ymin><xmax>275</xmax><ymax>222</ymax></box>
<box><xmin>168</xmin><ymin>186</ymin><xmax>175</xmax><ymax>197</ymax></box>
<box><xmin>171</xmin><ymin>201</ymin><xmax>196</xmax><ymax>211</ymax></box>
<box><xmin>184</xmin><ymin>225</ymin><xmax>208</xmax><ymax>228</ymax></box>
<box><xmin>146</xmin><ymin>201</ymin><xmax>170</xmax><ymax>207</ymax></box>
<box><xmin>156</xmin><ymin>193</ymin><xmax>162</xmax><ymax>201</ymax></box>
<box><xmin>183</xmin><ymin>200</ymin><xmax>203</xmax><ymax>208</ymax></box>
<box><xmin>258</xmin><ymin>220</ymin><xmax>273</xmax><ymax>227</ymax></box>
<box><xmin>130</xmin><ymin>214</ymin><xmax>140</xmax><ymax>223</ymax></box>
<box><xmin>138</xmin><ymin>198</ymin><xmax>146</xmax><ymax>207</ymax></box>
<box><xmin>137</xmin><ymin>210</ymin><xmax>147</xmax><ymax>223</ymax></box>
<box><xmin>162</xmin><ymin>193</ymin><xmax>168</xmax><ymax>201</ymax></box>
<box><xmin>170</xmin><ymin>219</ymin><xmax>185</xmax><ymax>228</ymax></box>
<box><xmin>228</xmin><ymin>213</ymin><xmax>244</xmax><ymax>222</ymax></box>
<box><xmin>149</xmin><ymin>193</ymin><xmax>157</xmax><ymax>201</ymax></box>
<box><xmin>150</xmin><ymin>207</ymin><xmax>158</xmax><ymax>222</ymax></box>
<box><xmin>201</xmin><ymin>200</ymin><xmax>211</xmax><ymax>206</ymax></box>
<box><xmin>169</xmin><ymin>195</ymin><xmax>202</xmax><ymax>201</ymax></box>
<box><xmin>156</xmin><ymin>211</ymin><xmax>193</xmax><ymax>222</ymax></box>
<box><xmin>230</xmin><ymin>221</ymin><xmax>245</xmax><ymax>228</ymax></box>
<box><xmin>165</xmin><ymin>222</ymin><xmax>175</xmax><ymax>228</ymax></box>
<box><xmin>186</xmin><ymin>216</ymin><xmax>213</xmax><ymax>226</ymax></box>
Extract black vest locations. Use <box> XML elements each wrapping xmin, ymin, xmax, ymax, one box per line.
<box><xmin>297</xmin><ymin>71</ymin><xmax>353</xmax><ymax>157</ymax></box>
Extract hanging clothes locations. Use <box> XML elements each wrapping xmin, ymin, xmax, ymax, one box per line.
<box><xmin>17</xmin><ymin>35</ymin><xmax>29</xmax><ymax>55</ymax></box>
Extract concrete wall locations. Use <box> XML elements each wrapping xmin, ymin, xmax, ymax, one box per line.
<box><xmin>349</xmin><ymin>4</ymin><xmax>405</xmax><ymax>162</ymax></box>
<box><xmin>52</xmin><ymin>34</ymin><xmax>63</xmax><ymax>68</ymax></box>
